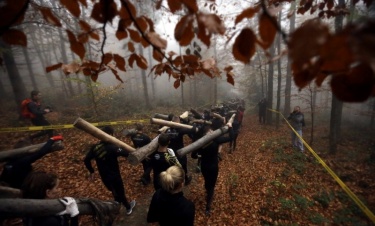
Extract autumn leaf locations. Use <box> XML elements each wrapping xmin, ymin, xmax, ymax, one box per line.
<box><xmin>327</xmin><ymin>0</ymin><xmax>334</xmax><ymax>10</ymax></box>
<box><xmin>78</xmin><ymin>0</ymin><xmax>87</xmax><ymax>7</ymax></box>
<box><xmin>201</xmin><ymin>58</ymin><xmax>216</xmax><ymax>70</ymax></box>
<box><xmin>227</xmin><ymin>72</ymin><xmax>235</xmax><ymax>86</ymax></box>
<box><xmin>235</xmin><ymin>6</ymin><xmax>260</xmax><ymax>25</ymax></box>
<box><xmin>128</xmin><ymin>42</ymin><xmax>135</xmax><ymax>52</ymax></box>
<box><xmin>175</xmin><ymin>15</ymin><xmax>195</xmax><ymax>46</ymax></box>
<box><xmin>0</xmin><ymin>0</ymin><xmax>27</xmax><ymax>28</ymax></box>
<box><xmin>40</xmin><ymin>8</ymin><xmax>62</xmax><ymax>27</ymax></box>
<box><xmin>66</xmin><ymin>29</ymin><xmax>85</xmax><ymax>60</ymax></box>
<box><xmin>116</xmin><ymin>30</ymin><xmax>128</xmax><ymax>40</ymax></box>
<box><xmin>46</xmin><ymin>63</ymin><xmax>63</xmax><ymax>73</ymax></box>
<box><xmin>110</xmin><ymin>68</ymin><xmax>124</xmax><ymax>83</ymax></box>
<box><xmin>174</xmin><ymin>79</ymin><xmax>181</xmax><ymax>89</ymax></box>
<box><xmin>232</xmin><ymin>28</ymin><xmax>256</xmax><ymax>63</ymax></box>
<box><xmin>113</xmin><ymin>54</ymin><xmax>126</xmax><ymax>71</ymax></box>
<box><xmin>135</xmin><ymin>17</ymin><xmax>148</xmax><ymax>33</ymax></box>
<box><xmin>77</xmin><ymin>33</ymin><xmax>89</xmax><ymax>43</ymax></box>
<box><xmin>2</xmin><ymin>29</ymin><xmax>27</xmax><ymax>46</ymax></box>
<box><xmin>197</xmin><ymin>20</ymin><xmax>211</xmax><ymax>46</ymax></box>
<box><xmin>103</xmin><ymin>53</ymin><xmax>113</xmax><ymax>65</ymax></box>
<box><xmin>128</xmin><ymin>53</ymin><xmax>137</xmax><ymax>68</ymax></box>
<box><xmin>168</xmin><ymin>0</ymin><xmax>182</xmax><ymax>13</ymax></box>
<box><xmin>136</xmin><ymin>54</ymin><xmax>148</xmax><ymax>69</ymax></box>
<box><xmin>89</xmin><ymin>31</ymin><xmax>100</xmax><ymax>41</ymax></box>
<box><xmin>197</xmin><ymin>13</ymin><xmax>226</xmax><ymax>35</ymax></box>
<box><xmin>147</xmin><ymin>32</ymin><xmax>167</xmax><ymax>49</ymax></box>
<box><xmin>128</xmin><ymin>29</ymin><xmax>142</xmax><ymax>43</ymax></box>
<box><xmin>153</xmin><ymin>48</ymin><xmax>164</xmax><ymax>62</ymax></box>
<box><xmin>91</xmin><ymin>0</ymin><xmax>117</xmax><ymax>24</ymax></box>
<box><xmin>79</xmin><ymin>20</ymin><xmax>91</xmax><ymax>32</ymax></box>
<box><xmin>224</xmin><ymin>66</ymin><xmax>233</xmax><ymax>72</ymax></box>
<box><xmin>258</xmin><ymin>12</ymin><xmax>277</xmax><ymax>49</ymax></box>
<box><xmin>62</xmin><ymin>62</ymin><xmax>81</xmax><ymax>75</ymax></box>
<box><xmin>156</xmin><ymin>0</ymin><xmax>162</xmax><ymax>9</ymax></box>
<box><xmin>331</xmin><ymin>63</ymin><xmax>375</xmax><ymax>102</ymax></box>
<box><xmin>60</xmin><ymin>0</ymin><xmax>81</xmax><ymax>18</ymax></box>
<box><xmin>181</xmin><ymin>0</ymin><xmax>199</xmax><ymax>13</ymax></box>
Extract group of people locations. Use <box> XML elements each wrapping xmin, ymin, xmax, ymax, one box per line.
<box><xmin>1</xmin><ymin>90</ymin><xmax>306</xmax><ymax>226</ymax></box>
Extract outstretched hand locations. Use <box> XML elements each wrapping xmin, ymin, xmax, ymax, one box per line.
<box><xmin>57</xmin><ymin>197</ymin><xmax>79</xmax><ymax>217</ymax></box>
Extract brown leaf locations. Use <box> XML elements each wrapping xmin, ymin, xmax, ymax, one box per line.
<box><xmin>181</xmin><ymin>0</ymin><xmax>198</xmax><ymax>13</ymax></box>
<box><xmin>90</xmin><ymin>0</ymin><xmax>117</xmax><ymax>24</ymax></box>
<box><xmin>79</xmin><ymin>20</ymin><xmax>91</xmax><ymax>32</ymax></box>
<box><xmin>62</xmin><ymin>62</ymin><xmax>81</xmax><ymax>75</ymax></box>
<box><xmin>60</xmin><ymin>0</ymin><xmax>81</xmax><ymax>18</ymax></box>
<box><xmin>2</xmin><ymin>29</ymin><xmax>27</xmax><ymax>46</ymax></box>
<box><xmin>0</xmin><ymin>0</ymin><xmax>27</xmax><ymax>28</ymax></box>
<box><xmin>110</xmin><ymin>68</ymin><xmax>124</xmax><ymax>83</ymax></box>
<box><xmin>103</xmin><ymin>53</ymin><xmax>113</xmax><ymax>65</ymax></box>
<box><xmin>331</xmin><ymin>63</ymin><xmax>375</xmax><ymax>102</ymax></box>
<box><xmin>46</xmin><ymin>63</ymin><xmax>63</xmax><ymax>73</ymax></box>
<box><xmin>327</xmin><ymin>0</ymin><xmax>334</xmax><ymax>10</ymax></box>
<box><xmin>156</xmin><ymin>0</ymin><xmax>163</xmax><ymax>9</ymax></box>
<box><xmin>119</xmin><ymin>0</ymin><xmax>137</xmax><ymax>19</ymax></box>
<box><xmin>168</xmin><ymin>0</ymin><xmax>182</xmax><ymax>13</ymax></box>
<box><xmin>288</xmin><ymin>19</ymin><xmax>330</xmax><ymax>65</ymax></box>
<box><xmin>78</xmin><ymin>0</ymin><xmax>87</xmax><ymax>7</ymax></box>
<box><xmin>201</xmin><ymin>58</ymin><xmax>216</xmax><ymax>70</ymax></box>
<box><xmin>128</xmin><ymin>29</ymin><xmax>142</xmax><ymax>43</ymax></box>
<box><xmin>66</xmin><ymin>30</ymin><xmax>85</xmax><ymax>59</ymax></box>
<box><xmin>224</xmin><ymin>66</ymin><xmax>233</xmax><ymax>72</ymax></box>
<box><xmin>232</xmin><ymin>28</ymin><xmax>256</xmax><ymax>63</ymax></box>
<box><xmin>258</xmin><ymin>12</ymin><xmax>277</xmax><ymax>49</ymax></box>
<box><xmin>144</xmin><ymin>17</ymin><xmax>155</xmax><ymax>32</ymax></box>
<box><xmin>91</xmin><ymin>1</ymin><xmax>106</xmax><ymax>23</ymax></box>
<box><xmin>136</xmin><ymin>54</ymin><xmax>148</xmax><ymax>69</ymax></box>
<box><xmin>198</xmin><ymin>13</ymin><xmax>226</xmax><ymax>35</ymax></box>
<box><xmin>116</xmin><ymin>30</ymin><xmax>128</xmax><ymax>40</ymax></box>
<box><xmin>153</xmin><ymin>48</ymin><xmax>164</xmax><ymax>62</ymax></box>
<box><xmin>135</xmin><ymin>17</ymin><xmax>148</xmax><ymax>33</ymax></box>
<box><xmin>128</xmin><ymin>53</ymin><xmax>137</xmax><ymax>68</ymax></box>
<box><xmin>147</xmin><ymin>32</ymin><xmax>167</xmax><ymax>49</ymax></box>
<box><xmin>40</xmin><ymin>8</ymin><xmax>62</xmax><ymax>27</ymax></box>
<box><xmin>113</xmin><ymin>54</ymin><xmax>126</xmax><ymax>71</ymax></box>
<box><xmin>227</xmin><ymin>72</ymin><xmax>235</xmax><ymax>86</ymax></box>
<box><xmin>89</xmin><ymin>31</ymin><xmax>100</xmax><ymax>41</ymax></box>
<box><xmin>319</xmin><ymin>2</ymin><xmax>325</xmax><ymax>10</ymax></box>
<box><xmin>175</xmin><ymin>15</ymin><xmax>195</xmax><ymax>46</ymax></box>
<box><xmin>128</xmin><ymin>42</ymin><xmax>135</xmax><ymax>52</ymax></box>
<box><xmin>235</xmin><ymin>6</ymin><xmax>260</xmax><ymax>25</ymax></box>
<box><xmin>197</xmin><ymin>20</ymin><xmax>211</xmax><ymax>46</ymax></box>
<box><xmin>174</xmin><ymin>79</ymin><xmax>181</xmax><ymax>89</ymax></box>
<box><xmin>77</xmin><ymin>33</ymin><xmax>89</xmax><ymax>43</ymax></box>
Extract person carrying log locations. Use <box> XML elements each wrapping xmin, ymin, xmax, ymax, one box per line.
<box><xmin>83</xmin><ymin>126</ymin><xmax>136</xmax><ymax>215</ymax></box>
<box><xmin>0</xmin><ymin>135</ymin><xmax>63</xmax><ymax>189</ymax></box>
<box><xmin>229</xmin><ymin>105</ymin><xmax>245</xmax><ymax>153</ymax></box>
<box><xmin>126</xmin><ymin>123</ymin><xmax>152</xmax><ymax>186</ymax></box>
<box><xmin>21</xmin><ymin>171</ymin><xmax>79</xmax><ymax>226</ymax></box>
<box><xmin>164</xmin><ymin>114</ymin><xmax>198</xmax><ymax>185</ymax></box>
<box><xmin>149</xmin><ymin>133</ymin><xmax>182</xmax><ymax>191</ymax></box>
<box><xmin>191</xmin><ymin>121</ymin><xmax>234</xmax><ymax>216</ymax></box>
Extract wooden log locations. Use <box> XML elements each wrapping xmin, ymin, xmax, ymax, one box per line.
<box><xmin>73</xmin><ymin>118</ymin><xmax>135</xmax><ymax>153</ymax></box>
<box><xmin>127</xmin><ymin>135</ymin><xmax>160</xmax><ymax>165</ymax></box>
<box><xmin>153</xmin><ymin>113</ymin><xmax>169</xmax><ymax>120</ymax></box>
<box><xmin>0</xmin><ymin>198</ymin><xmax>120</xmax><ymax>218</ymax></box>
<box><xmin>177</xmin><ymin>114</ymin><xmax>236</xmax><ymax>157</ymax></box>
<box><xmin>189</xmin><ymin>119</ymin><xmax>212</xmax><ymax>125</ymax></box>
<box><xmin>190</xmin><ymin>108</ymin><xmax>203</xmax><ymax>119</ymax></box>
<box><xmin>0</xmin><ymin>142</ymin><xmax>64</xmax><ymax>163</ymax></box>
<box><xmin>150</xmin><ymin>118</ymin><xmax>193</xmax><ymax>130</ymax></box>
<box><xmin>0</xmin><ymin>186</ymin><xmax>22</xmax><ymax>199</ymax></box>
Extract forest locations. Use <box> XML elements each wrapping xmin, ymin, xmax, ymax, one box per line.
<box><xmin>0</xmin><ymin>0</ymin><xmax>375</xmax><ymax>225</ymax></box>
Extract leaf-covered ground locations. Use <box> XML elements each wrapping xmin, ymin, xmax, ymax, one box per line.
<box><xmin>1</xmin><ymin>114</ymin><xmax>374</xmax><ymax>225</ymax></box>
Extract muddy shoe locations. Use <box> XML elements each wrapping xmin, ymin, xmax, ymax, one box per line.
<box><xmin>126</xmin><ymin>200</ymin><xmax>136</xmax><ymax>215</ymax></box>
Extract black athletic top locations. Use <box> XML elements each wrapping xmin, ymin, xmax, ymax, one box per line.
<box><xmin>130</xmin><ymin>133</ymin><xmax>151</xmax><ymax>148</ymax></box>
<box><xmin>165</xmin><ymin>126</ymin><xmax>196</xmax><ymax>151</ymax></box>
<box><xmin>147</xmin><ymin>189</ymin><xmax>195</xmax><ymax>226</ymax></box>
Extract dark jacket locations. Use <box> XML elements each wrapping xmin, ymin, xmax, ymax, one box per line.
<box><xmin>147</xmin><ymin>189</ymin><xmax>195</xmax><ymax>226</ymax></box>
<box><xmin>84</xmin><ymin>142</ymin><xmax>128</xmax><ymax>182</ymax></box>
<box><xmin>130</xmin><ymin>132</ymin><xmax>151</xmax><ymax>148</ymax></box>
<box><xmin>27</xmin><ymin>101</ymin><xmax>46</xmax><ymax>121</ymax></box>
<box><xmin>287</xmin><ymin>111</ymin><xmax>305</xmax><ymax>130</ymax></box>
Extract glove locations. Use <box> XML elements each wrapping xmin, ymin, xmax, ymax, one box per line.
<box><xmin>51</xmin><ymin>135</ymin><xmax>63</xmax><ymax>141</ymax></box>
<box><xmin>57</xmin><ymin>197</ymin><xmax>79</xmax><ymax>217</ymax></box>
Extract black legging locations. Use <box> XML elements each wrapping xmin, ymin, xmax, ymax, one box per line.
<box><xmin>177</xmin><ymin>155</ymin><xmax>189</xmax><ymax>181</ymax></box>
<box><xmin>201</xmin><ymin>164</ymin><xmax>218</xmax><ymax>211</ymax></box>
<box><xmin>30</xmin><ymin>118</ymin><xmax>53</xmax><ymax>139</ymax></box>
<box><xmin>103</xmin><ymin>177</ymin><xmax>131</xmax><ymax>209</ymax></box>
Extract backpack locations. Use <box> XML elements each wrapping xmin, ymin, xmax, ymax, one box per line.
<box><xmin>20</xmin><ymin>98</ymin><xmax>35</xmax><ymax>119</ymax></box>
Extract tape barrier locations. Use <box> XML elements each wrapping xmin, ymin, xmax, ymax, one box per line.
<box><xmin>0</xmin><ymin>119</ymin><xmax>148</xmax><ymax>133</ymax></box>
<box><xmin>268</xmin><ymin>108</ymin><xmax>375</xmax><ymax>223</ymax></box>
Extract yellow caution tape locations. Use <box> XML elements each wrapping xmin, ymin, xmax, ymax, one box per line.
<box><xmin>0</xmin><ymin>119</ymin><xmax>148</xmax><ymax>133</ymax></box>
<box><xmin>268</xmin><ymin>108</ymin><xmax>375</xmax><ymax>223</ymax></box>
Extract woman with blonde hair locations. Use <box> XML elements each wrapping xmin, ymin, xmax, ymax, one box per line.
<box><xmin>147</xmin><ymin>166</ymin><xmax>195</xmax><ymax>226</ymax></box>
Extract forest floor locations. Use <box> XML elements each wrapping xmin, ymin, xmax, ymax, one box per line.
<box><xmin>1</xmin><ymin>113</ymin><xmax>375</xmax><ymax>225</ymax></box>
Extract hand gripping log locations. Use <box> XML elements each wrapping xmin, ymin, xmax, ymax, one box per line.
<box><xmin>176</xmin><ymin>114</ymin><xmax>236</xmax><ymax>158</ymax></box>
<box><xmin>73</xmin><ymin>118</ymin><xmax>135</xmax><ymax>153</ymax></box>
<box><xmin>127</xmin><ymin>135</ymin><xmax>160</xmax><ymax>165</ymax></box>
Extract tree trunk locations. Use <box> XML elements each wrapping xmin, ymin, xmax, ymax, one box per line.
<box><xmin>153</xmin><ymin>113</ymin><xmax>169</xmax><ymax>120</ymax></box>
<box><xmin>127</xmin><ymin>135</ymin><xmax>159</xmax><ymax>165</ymax></box>
<box><xmin>21</xmin><ymin>46</ymin><xmax>38</xmax><ymax>90</ymax></box>
<box><xmin>329</xmin><ymin>0</ymin><xmax>345</xmax><ymax>154</ymax></box>
<box><xmin>371</xmin><ymin>99</ymin><xmax>375</xmax><ymax>129</ymax></box>
<box><xmin>0</xmin><ymin>186</ymin><xmax>21</xmax><ymax>198</ymax></box>
<box><xmin>0</xmin><ymin>40</ymin><xmax>27</xmax><ymax>109</ymax></box>
<box><xmin>0</xmin><ymin>141</ymin><xmax>64</xmax><ymax>162</ymax></box>
<box><xmin>276</xmin><ymin>11</ymin><xmax>282</xmax><ymax>129</ymax></box>
<box><xmin>50</xmin><ymin>33</ymin><xmax>67</xmax><ymax>100</ymax></box>
<box><xmin>177</xmin><ymin>114</ymin><xmax>236</xmax><ymax>157</ymax></box>
<box><xmin>58</xmin><ymin>29</ymin><xmax>74</xmax><ymax>97</ymax></box>
<box><xmin>73</xmin><ymin>118</ymin><xmax>135</xmax><ymax>152</ymax></box>
<box><xmin>37</xmin><ymin>27</ymin><xmax>55</xmax><ymax>88</ymax></box>
<box><xmin>266</xmin><ymin>43</ymin><xmax>275</xmax><ymax>124</ymax></box>
<box><xmin>138</xmin><ymin>45</ymin><xmax>151</xmax><ymax>109</ymax></box>
<box><xmin>284</xmin><ymin>2</ymin><xmax>295</xmax><ymax>116</ymax></box>
<box><xmin>150</xmin><ymin>118</ymin><xmax>193</xmax><ymax>130</ymax></box>
<box><xmin>0</xmin><ymin>198</ymin><xmax>120</xmax><ymax>217</ymax></box>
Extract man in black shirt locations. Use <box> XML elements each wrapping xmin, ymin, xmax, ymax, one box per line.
<box><xmin>84</xmin><ymin>126</ymin><xmax>136</xmax><ymax>215</ymax></box>
<box><xmin>128</xmin><ymin>124</ymin><xmax>152</xmax><ymax>185</ymax></box>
